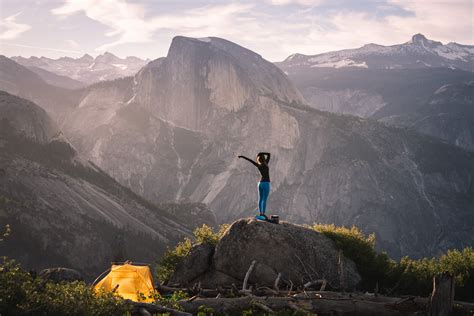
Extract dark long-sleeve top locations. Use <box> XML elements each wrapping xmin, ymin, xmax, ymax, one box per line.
<box><xmin>240</xmin><ymin>152</ymin><xmax>271</xmax><ymax>182</ymax></box>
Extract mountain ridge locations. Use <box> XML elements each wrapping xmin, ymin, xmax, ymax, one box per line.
<box><xmin>279</xmin><ymin>34</ymin><xmax>473</xmax><ymax>72</ymax></box>
<box><xmin>11</xmin><ymin>52</ymin><xmax>149</xmax><ymax>85</ymax></box>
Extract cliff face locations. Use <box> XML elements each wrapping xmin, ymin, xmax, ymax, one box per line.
<box><xmin>132</xmin><ymin>36</ymin><xmax>303</xmax><ymax>131</ymax></box>
<box><xmin>0</xmin><ymin>91</ymin><xmax>198</xmax><ymax>279</ymax></box>
<box><xmin>381</xmin><ymin>81</ymin><xmax>474</xmax><ymax>151</ymax></box>
<box><xmin>56</xmin><ymin>37</ymin><xmax>474</xmax><ymax>259</ymax></box>
<box><xmin>277</xmin><ymin>58</ymin><xmax>474</xmax><ymax>152</ymax></box>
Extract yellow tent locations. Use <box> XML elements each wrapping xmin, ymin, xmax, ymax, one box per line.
<box><xmin>93</xmin><ymin>263</ymin><xmax>157</xmax><ymax>302</ymax></box>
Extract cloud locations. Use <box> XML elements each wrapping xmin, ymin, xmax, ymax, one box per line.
<box><xmin>385</xmin><ymin>0</ymin><xmax>473</xmax><ymax>44</ymax></box>
<box><xmin>65</xmin><ymin>39</ymin><xmax>80</xmax><ymax>49</ymax></box>
<box><xmin>52</xmin><ymin>0</ymin><xmax>153</xmax><ymax>50</ymax></box>
<box><xmin>51</xmin><ymin>0</ymin><xmax>253</xmax><ymax>51</ymax></box>
<box><xmin>2</xmin><ymin>42</ymin><xmax>83</xmax><ymax>54</ymax></box>
<box><xmin>0</xmin><ymin>12</ymin><xmax>31</xmax><ymax>40</ymax></box>
<box><xmin>264</xmin><ymin>0</ymin><xmax>326</xmax><ymax>5</ymax></box>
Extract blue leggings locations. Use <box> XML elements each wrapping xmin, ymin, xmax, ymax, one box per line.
<box><xmin>258</xmin><ymin>181</ymin><xmax>270</xmax><ymax>214</ymax></box>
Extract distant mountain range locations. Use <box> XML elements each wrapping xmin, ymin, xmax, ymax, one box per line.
<box><xmin>12</xmin><ymin>52</ymin><xmax>149</xmax><ymax>85</ymax></box>
<box><xmin>279</xmin><ymin>34</ymin><xmax>473</xmax><ymax>72</ymax></box>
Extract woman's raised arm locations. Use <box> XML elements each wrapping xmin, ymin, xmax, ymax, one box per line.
<box><xmin>238</xmin><ymin>155</ymin><xmax>258</xmax><ymax>167</ymax></box>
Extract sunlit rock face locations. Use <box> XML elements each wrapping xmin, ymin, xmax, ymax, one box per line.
<box><xmin>59</xmin><ymin>36</ymin><xmax>474</xmax><ymax>259</ymax></box>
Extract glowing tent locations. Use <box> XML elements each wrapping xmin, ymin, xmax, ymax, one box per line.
<box><xmin>93</xmin><ymin>263</ymin><xmax>157</xmax><ymax>302</ymax></box>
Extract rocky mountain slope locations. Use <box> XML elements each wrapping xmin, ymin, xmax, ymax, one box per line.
<box><xmin>53</xmin><ymin>36</ymin><xmax>474</xmax><ymax>259</ymax></box>
<box><xmin>276</xmin><ymin>35</ymin><xmax>474</xmax><ymax>151</ymax></box>
<box><xmin>26</xmin><ymin>65</ymin><xmax>86</xmax><ymax>89</ymax></box>
<box><xmin>12</xmin><ymin>52</ymin><xmax>148</xmax><ymax>85</ymax></box>
<box><xmin>0</xmin><ymin>56</ymin><xmax>83</xmax><ymax>123</ymax></box>
<box><xmin>279</xmin><ymin>34</ymin><xmax>473</xmax><ymax>72</ymax></box>
<box><xmin>0</xmin><ymin>91</ymin><xmax>207</xmax><ymax>279</ymax></box>
<box><xmin>382</xmin><ymin>81</ymin><xmax>474</xmax><ymax>151</ymax></box>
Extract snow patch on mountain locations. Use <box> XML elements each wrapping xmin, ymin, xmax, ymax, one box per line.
<box><xmin>310</xmin><ymin>58</ymin><xmax>368</xmax><ymax>69</ymax></box>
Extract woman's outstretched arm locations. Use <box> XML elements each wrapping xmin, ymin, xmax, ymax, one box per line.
<box><xmin>238</xmin><ymin>155</ymin><xmax>259</xmax><ymax>167</ymax></box>
<box><xmin>258</xmin><ymin>152</ymin><xmax>271</xmax><ymax>163</ymax></box>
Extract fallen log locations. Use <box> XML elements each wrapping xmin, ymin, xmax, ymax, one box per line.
<box><xmin>132</xmin><ymin>290</ymin><xmax>473</xmax><ymax>316</ymax></box>
<box><xmin>130</xmin><ymin>301</ymin><xmax>191</xmax><ymax>316</ymax></box>
<box><xmin>177</xmin><ymin>295</ymin><xmax>425</xmax><ymax>315</ymax></box>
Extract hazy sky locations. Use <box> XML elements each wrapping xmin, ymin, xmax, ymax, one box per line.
<box><xmin>0</xmin><ymin>0</ymin><xmax>472</xmax><ymax>61</ymax></box>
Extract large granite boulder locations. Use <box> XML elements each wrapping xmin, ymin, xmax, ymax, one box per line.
<box><xmin>169</xmin><ymin>242</ymin><xmax>215</xmax><ymax>286</ymax></box>
<box><xmin>170</xmin><ymin>219</ymin><xmax>361</xmax><ymax>289</ymax></box>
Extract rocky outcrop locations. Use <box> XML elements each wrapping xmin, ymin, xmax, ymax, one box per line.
<box><xmin>170</xmin><ymin>219</ymin><xmax>361</xmax><ymax>290</ymax></box>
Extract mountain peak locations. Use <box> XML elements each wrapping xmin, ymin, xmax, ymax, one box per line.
<box><xmin>95</xmin><ymin>51</ymin><xmax>121</xmax><ymax>63</ymax></box>
<box><xmin>412</xmin><ymin>33</ymin><xmax>428</xmax><ymax>43</ymax></box>
<box><xmin>79</xmin><ymin>54</ymin><xmax>94</xmax><ymax>62</ymax></box>
<box><xmin>409</xmin><ymin>33</ymin><xmax>442</xmax><ymax>48</ymax></box>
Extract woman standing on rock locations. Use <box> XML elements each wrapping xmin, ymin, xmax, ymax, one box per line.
<box><xmin>238</xmin><ymin>152</ymin><xmax>271</xmax><ymax>220</ymax></box>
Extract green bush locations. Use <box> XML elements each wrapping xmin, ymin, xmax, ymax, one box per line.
<box><xmin>156</xmin><ymin>224</ymin><xmax>229</xmax><ymax>284</ymax></box>
<box><xmin>0</xmin><ymin>257</ymin><xmax>131</xmax><ymax>315</ymax></box>
<box><xmin>311</xmin><ymin>224</ymin><xmax>474</xmax><ymax>301</ymax></box>
<box><xmin>393</xmin><ymin>248</ymin><xmax>474</xmax><ymax>300</ymax></box>
<box><xmin>311</xmin><ymin>224</ymin><xmax>395</xmax><ymax>291</ymax></box>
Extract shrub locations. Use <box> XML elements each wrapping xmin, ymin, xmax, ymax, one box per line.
<box><xmin>0</xmin><ymin>257</ymin><xmax>131</xmax><ymax>315</ymax></box>
<box><xmin>311</xmin><ymin>224</ymin><xmax>474</xmax><ymax>301</ymax></box>
<box><xmin>311</xmin><ymin>224</ymin><xmax>395</xmax><ymax>291</ymax></box>
<box><xmin>392</xmin><ymin>248</ymin><xmax>474</xmax><ymax>300</ymax></box>
<box><xmin>156</xmin><ymin>224</ymin><xmax>229</xmax><ymax>284</ymax></box>
<box><xmin>156</xmin><ymin>237</ymin><xmax>193</xmax><ymax>285</ymax></box>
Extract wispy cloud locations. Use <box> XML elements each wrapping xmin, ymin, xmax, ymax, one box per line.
<box><xmin>65</xmin><ymin>39</ymin><xmax>80</xmax><ymax>49</ymax></box>
<box><xmin>51</xmin><ymin>0</ymin><xmax>153</xmax><ymax>50</ymax></box>
<box><xmin>264</xmin><ymin>0</ymin><xmax>326</xmax><ymax>5</ymax></box>
<box><xmin>2</xmin><ymin>42</ymin><xmax>83</xmax><ymax>54</ymax></box>
<box><xmin>51</xmin><ymin>0</ymin><xmax>253</xmax><ymax>51</ymax></box>
<box><xmin>0</xmin><ymin>12</ymin><xmax>31</xmax><ymax>40</ymax></box>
